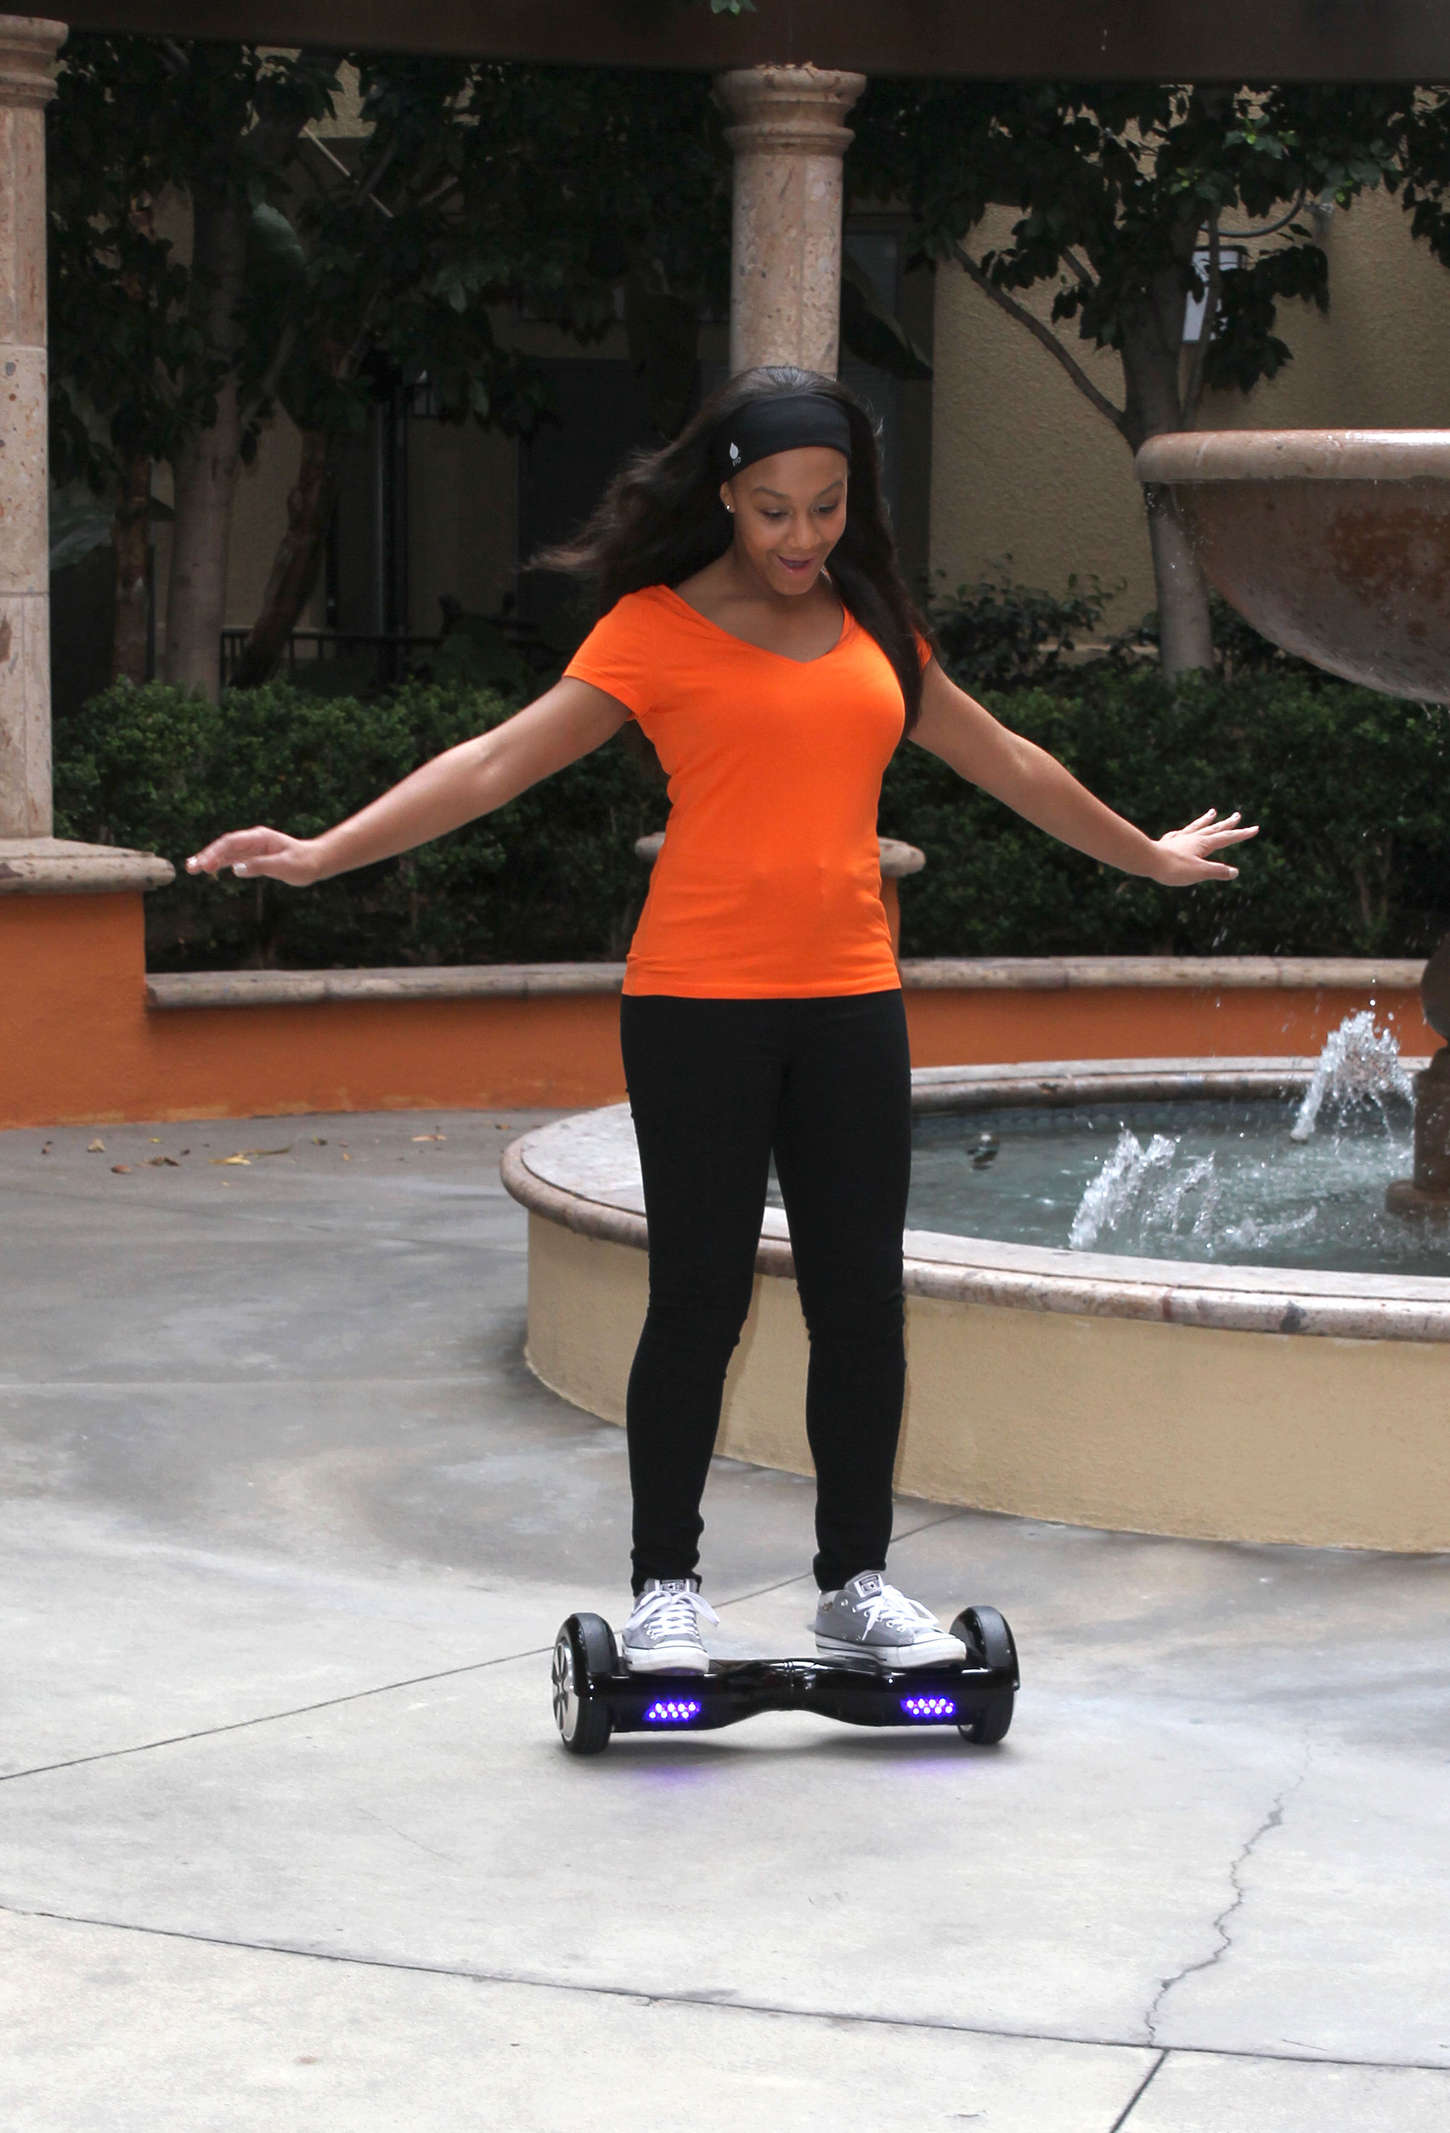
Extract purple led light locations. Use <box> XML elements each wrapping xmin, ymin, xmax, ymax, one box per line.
<box><xmin>900</xmin><ymin>1695</ymin><xmax>956</xmax><ymax>1721</ymax></box>
<box><xmin>643</xmin><ymin>1699</ymin><xmax>703</xmax><ymax>1724</ymax></box>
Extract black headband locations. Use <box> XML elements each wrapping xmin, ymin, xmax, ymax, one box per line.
<box><xmin>711</xmin><ymin>391</ymin><xmax>853</xmax><ymax>483</ymax></box>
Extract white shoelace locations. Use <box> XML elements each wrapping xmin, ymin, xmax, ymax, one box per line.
<box><xmin>630</xmin><ymin>1584</ymin><xmax>720</xmax><ymax>1640</ymax></box>
<box><xmin>850</xmin><ymin>1583</ymin><xmax>939</xmax><ymax>1638</ymax></box>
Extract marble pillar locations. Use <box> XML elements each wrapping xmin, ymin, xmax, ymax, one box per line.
<box><xmin>715</xmin><ymin>64</ymin><xmax>865</xmax><ymax>379</ymax></box>
<box><xmin>0</xmin><ymin>18</ymin><xmax>168</xmax><ymax>897</ymax></box>
<box><xmin>0</xmin><ymin>17</ymin><xmax>62</xmax><ymax>841</ymax></box>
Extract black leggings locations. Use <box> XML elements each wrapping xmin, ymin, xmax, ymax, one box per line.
<box><xmin>619</xmin><ymin>989</ymin><xmax>911</xmax><ymax>1594</ymax></box>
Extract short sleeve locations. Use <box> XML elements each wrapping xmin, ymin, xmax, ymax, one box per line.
<box><xmin>914</xmin><ymin>629</ymin><xmax>934</xmax><ymax>671</ymax></box>
<box><xmin>563</xmin><ymin>593</ymin><xmax>657</xmax><ymax>720</ymax></box>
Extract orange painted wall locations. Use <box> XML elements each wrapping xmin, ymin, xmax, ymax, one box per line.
<box><xmin>904</xmin><ymin>985</ymin><xmax>1437</xmax><ymax>1069</ymax></box>
<box><xmin>0</xmin><ymin>894</ymin><xmax>627</xmax><ymax>1125</ymax></box>
<box><xmin>0</xmin><ymin>892</ymin><xmax>1436</xmax><ymax>1130</ymax></box>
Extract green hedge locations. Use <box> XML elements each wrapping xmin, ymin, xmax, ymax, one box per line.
<box><xmin>881</xmin><ymin>667</ymin><xmax>1450</xmax><ymax>959</ymax></box>
<box><xmin>54</xmin><ymin>679</ymin><xmax>663</xmax><ymax>971</ymax></box>
<box><xmin>54</xmin><ymin>665</ymin><xmax>1450</xmax><ymax>970</ymax></box>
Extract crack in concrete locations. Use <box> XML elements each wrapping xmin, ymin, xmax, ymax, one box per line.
<box><xmin>1142</xmin><ymin>1748</ymin><xmax>1311</xmax><ymax>2046</ymax></box>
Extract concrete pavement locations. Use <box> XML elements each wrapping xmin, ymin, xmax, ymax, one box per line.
<box><xmin>3</xmin><ymin>1109</ymin><xmax>1449</xmax><ymax>2131</ymax></box>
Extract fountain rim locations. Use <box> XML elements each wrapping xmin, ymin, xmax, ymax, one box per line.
<box><xmin>1135</xmin><ymin>428</ymin><xmax>1450</xmax><ymax>485</ymax></box>
<box><xmin>501</xmin><ymin>1056</ymin><xmax>1450</xmax><ymax>1348</ymax></box>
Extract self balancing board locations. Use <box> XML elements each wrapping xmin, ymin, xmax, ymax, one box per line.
<box><xmin>550</xmin><ymin>1605</ymin><xmax>1018</xmax><ymax>1756</ymax></box>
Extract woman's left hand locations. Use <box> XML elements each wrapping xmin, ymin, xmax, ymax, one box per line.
<box><xmin>1148</xmin><ymin>810</ymin><xmax>1259</xmax><ymax>886</ymax></box>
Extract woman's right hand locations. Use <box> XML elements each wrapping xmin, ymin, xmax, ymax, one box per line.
<box><xmin>186</xmin><ymin>827</ymin><xmax>322</xmax><ymax>887</ymax></box>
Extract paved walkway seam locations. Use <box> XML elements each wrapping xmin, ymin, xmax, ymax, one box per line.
<box><xmin>5</xmin><ymin>1902</ymin><xmax>1448</xmax><ymax>2077</ymax></box>
<box><xmin>0</xmin><ymin>1515</ymin><xmax>966</xmax><ymax>1786</ymax></box>
<box><xmin>1108</xmin><ymin>2051</ymin><xmax>1168</xmax><ymax>2130</ymax></box>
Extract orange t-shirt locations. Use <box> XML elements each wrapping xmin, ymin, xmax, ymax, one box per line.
<box><xmin>564</xmin><ymin>584</ymin><xmax>916</xmax><ymax>998</ymax></box>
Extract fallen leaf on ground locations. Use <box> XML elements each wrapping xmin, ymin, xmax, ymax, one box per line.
<box><xmin>242</xmin><ymin>1145</ymin><xmax>293</xmax><ymax>1159</ymax></box>
<box><xmin>411</xmin><ymin>1133</ymin><xmax>446</xmax><ymax>1142</ymax></box>
<box><xmin>87</xmin><ymin>1139</ymin><xmax>105</xmax><ymax>1153</ymax></box>
<box><xmin>111</xmin><ymin>1164</ymin><xmax>132</xmax><ymax>1174</ymax></box>
<box><xmin>146</xmin><ymin>1155</ymin><xmax>180</xmax><ymax>1167</ymax></box>
<box><xmin>210</xmin><ymin>1155</ymin><xmax>251</xmax><ymax>1166</ymax></box>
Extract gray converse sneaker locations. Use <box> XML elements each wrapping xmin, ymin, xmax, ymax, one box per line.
<box><xmin>813</xmin><ymin>1571</ymin><xmax>966</xmax><ymax>1669</ymax></box>
<box><xmin>621</xmin><ymin>1576</ymin><xmax>719</xmax><ymax>1673</ymax></box>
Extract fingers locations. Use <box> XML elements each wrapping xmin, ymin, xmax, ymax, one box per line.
<box><xmin>1178</xmin><ymin>809</ymin><xmax>1249</xmax><ymax>838</ymax></box>
<box><xmin>186</xmin><ymin>828</ymin><xmax>288</xmax><ymax>877</ymax></box>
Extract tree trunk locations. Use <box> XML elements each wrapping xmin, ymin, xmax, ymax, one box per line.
<box><xmin>111</xmin><ymin>454</ymin><xmax>152</xmax><ymax>685</ymax></box>
<box><xmin>1143</xmin><ymin>484</ymin><xmax>1216</xmax><ymax>676</ymax></box>
<box><xmin>233</xmin><ymin>428</ymin><xmax>340</xmax><ymax>687</ymax></box>
<box><xmin>1121</xmin><ymin>293</ymin><xmax>1215</xmax><ymax>678</ymax></box>
<box><xmin>160</xmin><ymin>184</ymin><xmax>249</xmax><ymax>699</ymax></box>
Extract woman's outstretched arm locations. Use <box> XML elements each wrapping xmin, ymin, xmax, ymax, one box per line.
<box><xmin>186</xmin><ymin>678</ymin><xmax>630</xmax><ymax>886</ymax></box>
<box><xmin>911</xmin><ymin>659</ymin><xmax>1258</xmax><ymax>886</ymax></box>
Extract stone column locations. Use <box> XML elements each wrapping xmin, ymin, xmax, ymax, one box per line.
<box><xmin>0</xmin><ymin>17</ymin><xmax>168</xmax><ymax>897</ymax></box>
<box><xmin>715</xmin><ymin>64</ymin><xmax>865</xmax><ymax>378</ymax></box>
<box><xmin>0</xmin><ymin>17</ymin><xmax>62</xmax><ymax>840</ymax></box>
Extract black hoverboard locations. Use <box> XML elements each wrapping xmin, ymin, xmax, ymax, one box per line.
<box><xmin>550</xmin><ymin>1605</ymin><xmax>1018</xmax><ymax>1756</ymax></box>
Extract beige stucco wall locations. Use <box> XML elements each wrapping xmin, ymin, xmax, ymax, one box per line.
<box><xmin>928</xmin><ymin>185</ymin><xmax>1450</xmax><ymax>630</ymax></box>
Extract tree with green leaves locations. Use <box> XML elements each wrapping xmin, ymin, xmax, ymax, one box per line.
<box><xmin>48</xmin><ymin>40</ymin><xmax>740</xmax><ymax>696</ymax></box>
<box><xmin>48</xmin><ymin>38</ymin><xmax>345</xmax><ymax>692</ymax></box>
<box><xmin>236</xmin><ymin>56</ymin><xmax>743</xmax><ymax>683</ymax></box>
<box><xmin>852</xmin><ymin>80</ymin><xmax>1415</xmax><ymax>673</ymax></box>
<box><xmin>50</xmin><ymin>39</ymin><xmax>930</xmax><ymax>698</ymax></box>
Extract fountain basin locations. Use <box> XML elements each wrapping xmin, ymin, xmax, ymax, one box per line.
<box><xmin>1135</xmin><ymin>429</ymin><xmax>1450</xmax><ymax>700</ymax></box>
<box><xmin>502</xmin><ymin>1060</ymin><xmax>1450</xmax><ymax>1553</ymax></box>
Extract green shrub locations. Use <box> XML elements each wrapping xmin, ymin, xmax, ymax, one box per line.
<box><xmin>882</xmin><ymin>666</ymin><xmax>1450</xmax><ymax>959</ymax></box>
<box><xmin>54</xmin><ymin>679</ymin><xmax>663</xmax><ymax>970</ymax></box>
<box><xmin>923</xmin><ymin>564</ymin><xmax>1121</xmax><ymax>692</ymax></box>
<box><xmin>54</xmin><ymin>663</ymin><xmax>1450</xmax><ymax>970</ymax></box>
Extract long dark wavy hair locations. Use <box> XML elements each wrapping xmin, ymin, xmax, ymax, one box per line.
<box><xmin>537</xmin><ymin>365</ymin><xmax>932</xmax><ymax>731</ymax></box>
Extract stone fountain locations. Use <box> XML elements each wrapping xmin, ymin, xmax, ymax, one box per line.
<box><xmin>1136</xmin><ymin>429</ymin><xmax>1450</xmax><ymax>1221</ymax></box>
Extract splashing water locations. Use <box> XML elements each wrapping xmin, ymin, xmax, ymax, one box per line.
<box><xmin>909</xmin><ymin>1090</ymin><xmax>1431</xmax><ymax>1274</ymax></box>
<box><xmin>1289</xmin><ymin>1010</ymin><xmax>1414</xmax><ymax>1143</ymax></box>
<box><xmin>1069</xmin><ymin>1129</ymin><xmax>1219</xmax><ymax>1250</ymax></box>
<box><xmin>1059</xmin><ymin>1010</ymin><xmax>1418</xmax><ymax>1262</ymax></box>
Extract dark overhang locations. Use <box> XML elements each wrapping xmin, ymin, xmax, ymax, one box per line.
<box><xmin>56</xmin><ymin>1</ymin><xmax>1450</xmax><ymax>84</ymax></box>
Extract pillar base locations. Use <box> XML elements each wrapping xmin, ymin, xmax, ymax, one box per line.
<box><xmin>0</xmin><ymin>837</ymin><xmax>173</xmax><ymax>895</ymax></box>
<box><xmin>1385</xmin><ymin>1178</ymin><xmax>1450</xmax><ymax>1221</ymax></box>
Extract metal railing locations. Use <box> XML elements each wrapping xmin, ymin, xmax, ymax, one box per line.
<box><xmin>219</xmin><ymin>629</ymin><xmax>440</xmax><ymax>690</ymax></box>
<box><xmin>219</xmin><ymin>616</ymin><xmax>559</xmax><ymax>692</ymax></box>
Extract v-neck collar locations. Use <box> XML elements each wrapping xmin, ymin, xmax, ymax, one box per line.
<box><xmin>659</xmin><ymin>584</ymin><xmax>853</xmax><ymax>667</ymax></box>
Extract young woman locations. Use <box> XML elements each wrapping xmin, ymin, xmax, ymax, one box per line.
<box><xmin>189</xmin><ymin>367</ymin><xmax>1255</xmax><ymax>1676</ymax></box>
